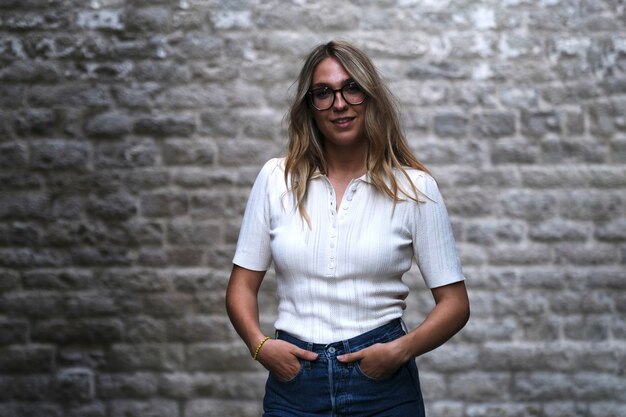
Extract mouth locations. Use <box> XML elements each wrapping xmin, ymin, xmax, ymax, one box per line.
<box><xmin>331</xmin><ymin>117</ymin><xmax>355</xmax><ymax>128</ymax></box>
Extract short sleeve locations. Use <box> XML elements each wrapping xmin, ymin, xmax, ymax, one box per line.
<box><xmin>232</xmin><ymin>159</ymin><xmax>277</xmax><ymax>271</ymax></box>
<box><xmin>412</xmin><ymin>174</ymin><xmax>465</xmax><ymax>288</ymax></box>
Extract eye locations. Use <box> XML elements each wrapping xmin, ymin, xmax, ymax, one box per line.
<box><xmin>312</xmin><ymin>88</ymin><xmax>331</xmax><ymax>100</ymax></box>
<box><xmin>344</xmin><ymin>82</ymin><xmax>362</xmax><ymax>94</ymax></box>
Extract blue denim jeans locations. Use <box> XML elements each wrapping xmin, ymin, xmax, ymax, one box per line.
<box><xmin>263</xmin><ymin>319</ymin><xmax>425</xmax><ymax>417</ymax></box>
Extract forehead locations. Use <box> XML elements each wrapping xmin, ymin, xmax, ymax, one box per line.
<box><xmin>311</xmin><ymin>57</ymin><xmax>351</xmax><ymax>87</ymax></box>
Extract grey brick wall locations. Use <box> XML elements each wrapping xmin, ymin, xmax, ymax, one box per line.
<box><xmin>1</xmin><ymin>1</ymin><xmax>625</xmax><ymax>416</ymax></box>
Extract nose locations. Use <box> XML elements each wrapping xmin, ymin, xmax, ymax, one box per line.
<box><xmin>332</xmin><ymin>90</ymin><xmax>348</xmax><ymax>111</ymax></box>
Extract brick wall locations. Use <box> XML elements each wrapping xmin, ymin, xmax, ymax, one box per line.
<box><xmin>1</xmin><ymin>1</ymin><xmax>625</xmax><ymax>416</ymax></box>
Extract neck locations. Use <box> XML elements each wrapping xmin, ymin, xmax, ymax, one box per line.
<box><xmin>324</xmin><ymin>141</ymin><xmax>367</xmax><ymax>179</ymax></box>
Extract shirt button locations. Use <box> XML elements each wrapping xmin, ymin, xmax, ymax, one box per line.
<box><xmin>330</xmin><ymin>242</ymin><xmax>335</xmax><ymax>248</ymax></box>
<box><xmin>346</xmin><ymin>195</ymin><xmax>352</xmax><ymax>201</ymax></box>
<box><xmin>342</xmin><ymin>205</ymin><xmax>348</xmax><ymax>210</ymax></box>
<box><xmin>329</xmin><ymin>263</ymin><xmax>335</xmax><ymax>269</ymax></box>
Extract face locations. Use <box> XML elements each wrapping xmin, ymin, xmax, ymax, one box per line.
<box><xmin>309</xmin><ymin>57</ymin><xmax>366</xmax><ymax>150</ymax></box>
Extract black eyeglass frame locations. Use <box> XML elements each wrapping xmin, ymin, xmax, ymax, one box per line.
<box><xmin>307</xmin><ymin>82</ymin><xmax>366</xmax><ymax>111</ymax></box>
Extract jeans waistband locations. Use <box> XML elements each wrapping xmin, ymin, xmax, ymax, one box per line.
<box><xmin>275</xmin><ymin>319</ymin><xmax>405</xmax><ymax>355</ymax></box>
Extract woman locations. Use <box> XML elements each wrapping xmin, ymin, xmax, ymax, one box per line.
<box><xmin>226</xmin><ymin>40</ymin><xmax>470</xmax><ymax>417</ymax></box>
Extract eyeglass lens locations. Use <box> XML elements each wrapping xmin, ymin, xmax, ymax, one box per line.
<box><xmin>309</xmin><ymin>83</ymin><xmax>365</xmax><ymax>110</ymax></box>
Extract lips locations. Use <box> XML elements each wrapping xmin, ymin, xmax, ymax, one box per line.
<box><xmin>331</xmin><ymin>116</ymin><xmax>355</xmax><ymax>128</ymax></box>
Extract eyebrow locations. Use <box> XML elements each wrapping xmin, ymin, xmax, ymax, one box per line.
<box><xmin>310</xmin><ymin>78</ymin><xmax>355</xmax><ymax>90</ymax></box>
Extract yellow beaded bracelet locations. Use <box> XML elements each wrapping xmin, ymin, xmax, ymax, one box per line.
<box><xmin>253</xmin><ymin>336</ymin><xmax>270</xmax><ymax>360</ymax></box>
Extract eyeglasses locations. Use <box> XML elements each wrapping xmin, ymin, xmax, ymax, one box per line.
<box><xmin>308</xmin><ymin>82</ymin><xmax>366</xmax><ymax>111</ymax></box>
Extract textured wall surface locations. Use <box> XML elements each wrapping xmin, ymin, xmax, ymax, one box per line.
<box><xmin>1</xmin><ymin>0</ymin><xmax>626</xmax><ymax>416</ymax></box>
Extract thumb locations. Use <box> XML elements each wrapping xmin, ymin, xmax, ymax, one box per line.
<box><xmin>293</xmin><ymin>347</ymin><xmax>319</xmax><ymax>361</ymax></box>
<box><xmin>337</xmin><ymin>350</ymin><xmax>363</xmax><ymax>363</ymax></box>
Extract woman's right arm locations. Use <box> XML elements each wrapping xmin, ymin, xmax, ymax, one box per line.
<box><xmin>225</xmin><ymin>264</ymin><xmax>268</xmax><ymax>355</ymax></box>
<box><xmin>225</xmin><ymin>264</ymin><xmax>318</xmax><ymax>380</ymax></box>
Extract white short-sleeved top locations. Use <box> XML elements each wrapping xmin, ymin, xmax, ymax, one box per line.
<box><xmin>233</xmin><ymin>158</ymin><xmax>464</xmax><ymax>343</ymax></box>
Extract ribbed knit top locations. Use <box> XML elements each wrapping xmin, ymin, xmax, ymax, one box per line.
<box><xmin>233</xmin><ymin>158</ymin><xmax>465</xmax><ymax>344</ymax></box>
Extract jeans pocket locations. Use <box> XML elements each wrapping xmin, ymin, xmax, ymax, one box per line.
<box><xmin>355</xmin><ymin>361</ymin><xmax>400</xmax><ymax>382</ymax></box>
<box><xmin>270</xmin><ymin>360</ymin><xmax>304</xmax><ymax>384</ymax></box>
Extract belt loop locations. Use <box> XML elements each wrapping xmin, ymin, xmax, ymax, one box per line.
<box><xmin>342</xmin><ymin>339</ymin><xmax>353</xmax><ymax>369</ymax></box>
<box><xmin>400</xmin><ymin>318</ymin><xmax>409</xmax><ymax>334</ymax></box>
<box><xmin>304</xmin><ymin>342</ymin><xmax>313</xmax><ymax>369</ymax></box>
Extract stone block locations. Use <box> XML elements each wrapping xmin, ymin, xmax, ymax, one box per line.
<box><xmin>162</xmin><ymin>138</ymin><xmax>216</xmax><ymax>165</ymax></box>
<box><xmin>32</xmin><ymin>318</ymin><xmax>124</xmax><ymax>344</ymax></box>
<box><xmin>406</xmin><ymin>61</ymin><xmax>471</xmax><ymax>80</ymax></box>
<box><xmin>492</xmin><ymin>138</ymin><xmax>540</xmax><ymax>164</ymax></box>
<box><xmin>110</xmin><ymin>399</ymin><xmax>179</xmax><ymax>417</ymax></box>
<box><xmin>28</xmin><ymin>84</ymin><xmax>113</xmax><ymax>107</ymax></box>
<box><xmin>97</xmin><ymin>372</ymin><xmax>159</xmax><ymax>398</ymax></box>
<box><xmin>1</xmin><ymin>291</ymin><xmax>64</xmax><ymax>319</ymax></box>
<box><xmin>528</xmin><ymin>219</ymin><xmax>590</xmax><ymax>242</ymax></box>
<box><xmin>95</xmin><ymin>139</ymin><xmax>158</xmax><ymax>168</ymax></box>
<box><xmin>449</xmin><ymin>372</ymin><xmax>511</xmax><ymax>401</ymax></box>
<box><xmin>124</xmin><ymin>6</ymin><xmax>171</xmax><ymax>32</ymax></box>
<box><xmin>0</xmin><ymin>142</ymin><xmax>27</xmax><ymax>168</ymax></box>
<box><xmin>466</xmin><ymin>221</ymin><xmax>525</xmax><ymax>246</ymax></box>
<box><xmin>190</xmin><ymin>190</ymin><xmax>248</xmax><ymax>220</ymax></box>
<box><xmin>133</xmin><ymin>114</ymin><xmax>196</xmax><ymax>137</ymax></box>
<box><xmin>218</xmin><ymin>138</ymin><xmax>280</xmax><ymax>166</ymax></box>
<box><xmin>0</xmin><ymin>269</ymin><xmax>20</xmax><ymax>292</ymax></box>
<box><xmin>446</xmin><ymin>190</ymin><xmax>495</xmax><ymax>217</ymax></box>
<box><xmin>0</xmin><ymin>222</ymin><xmax>42</xmax><ymax>246</ymax></box>
<box><xmin>171</xmin><ymin>268</ymin><xmax>225</xmax><ymax>293</ymax></box>
<box><xmin>521</xmin><ymin>110</ymin><xmax>561</xmax><ymax>137</ymax></box>
<box><xmin>158</xmin><ymin>372</ymin><xmax>194</xmax><ymax>399</ymax></box>
<box><xmin>0</xmin><ymin>346</ymin><xmax>54</xmax><ymax>373</ymax></box>
<box><xmin>0</xmin><ymin>172</ymin><xmax>43</xmax><ymax>191</ymax></box>
<box><xmin>22</xmin><ymin>269</ymin><xmax>95</xmax><ymax>290</ymax></box>
<box><xmin>542</xmin><ymin>138</ymin><xmax>607</xmax><ymax>163</ymax></box>
<box><xmin>0</xmin><ymin>375</ymin><xmax>52</xmax><ymax>401</ymax></box>
<box><xmin>142</xmin><ymin>292</ymin><xmax>194</xmax><ymax>318</ymax></box>
<box><xmin>0</xmin><ymin>403</ymin><xmax>63</xmax><ymax>417</ymax></box>
<box><xmin>85</xmin><ymin>111</ymin><xmax>132</xmax><ymax>138</ymax></box>
<box><xmin>55</xmin><ymin>368</ymin><xmax>94</xmax><ymax>403</ymax></box>
<box><xmin>472</xmin><ymin>112</ymin><xmax>516</xmax><ymax>138</ymax></box>
<box><xmin>30</xmin><ymin>140</ymin><xmax>90</xmax><ymax>171</ymax></box>
<box><xmin>433</xmin><ymin>113</ymin><xmax>469</xmax><ymax>138</ymax></box>
<box><xmin>412</xmin><ymin>139</ymin><xmax>486</xmax><ymax>166</ymax></box>
<box><xmin>499</xmin><ymin>190</ymin><xmax>558</xmax><ymax>220</ymax></box>
<box><xmin>76</xmin><ymin>10</ymin><xmax>124</xmax><ymax>30</ymax></box>
<box><xmin>416</xmin><ymin>345</ymin><xmax>480</xmax><ymax>373</ymax></box>
<box><xmin>186</xmin><ymin>343</ymin><xmax>256</xmax><ymax>372</ymax></box>
<box><xmin>0</xmin><ymin>320</ymin><xmax>28</xmax><ymax>345</ymax></box>
<box><xmin>166</xmin><ymin>220</ymin><xmax>218</xmax><ymax>245</ymax></box>
<box><xmin>113</xmin><ymin>82</ymin><xmax>162</xmax><ymax>107</ymax></box>
<box><xmin>86</xmin><ymin>192</ymin><xmax>137</xmax><ymax>220</ymax></box>
<box><xmin>66</xmin><ymin>402</ymin><xmax>107</xmax><ymax>417</ymax></box>
<box><xmin>125</xmin><ymin>316</ymin><xmax>166</xmax><ymax>343</ymax></box>
<box><xmin>164</xmin><ymin>248</ymin><xmax>204</xmax><ymax>266</ymax></box>
<box><xmin>166</xmin><ymin>316</ymin><xmax>232</xmax><ymax>343</ymax></box>
<box><xmin>184</xmin><ymin>399</ymin><xmax>262</xmax><ymax>417</ymax></box>
<box><xmin>595</xmin><ymin>219</ymin><xmax>626</xmax><ymax>241</ymax></box>
<box><xmin>99</xmin><ymin>268</ymin><xmax>168</xmax><ymax>293</ymax></box>
<box><xmin>107</xmin><ymin>344</ymin><xmax>183</xmax><ymax>372</ymax></box>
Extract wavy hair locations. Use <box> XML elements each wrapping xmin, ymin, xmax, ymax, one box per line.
<box><xmin>285</xmin><ymin>40</ymin><xmax>429</xmax><ymax>224</ymax></box>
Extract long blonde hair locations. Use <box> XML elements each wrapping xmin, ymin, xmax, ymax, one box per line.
<box><xmin>285</xmin><ymin>40</ymin><xmax>429</xmax><ymax>224</ymax></box>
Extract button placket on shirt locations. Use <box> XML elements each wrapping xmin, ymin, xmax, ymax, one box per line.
<box><xmin>327</xmin><ymin>184</ymin><xmax>337</xmax><ymax>273</ymax></box>
<box><xmin>325</xmin><ymin>179</ymin><xmax>359</xmax><ymax>275</ymax></box>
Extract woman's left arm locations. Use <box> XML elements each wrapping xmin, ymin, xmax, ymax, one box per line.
<box><xmin>337</xmin><ymin>280</ymin><xmax>469</xmax><ymax>379</ymax></box>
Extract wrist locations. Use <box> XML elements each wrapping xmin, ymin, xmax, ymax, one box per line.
<box><xmin>252</xmin><ymin>336</ymin><xmax>271</xmax><ymax>360</ymax></box>
<box><xmin>391</xmin><ymin>335</ymin><xmax>414</xmax><ymax>363</ymax></box>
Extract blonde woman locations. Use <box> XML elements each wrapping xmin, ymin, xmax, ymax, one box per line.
<box><xmin>226</xmin><ymin>40</ymin><xmax>470</xmax><ymax>417</ymax></box>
